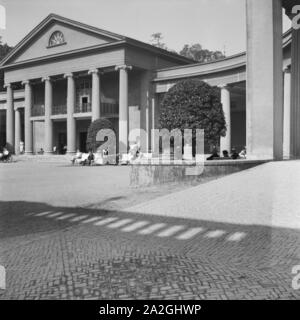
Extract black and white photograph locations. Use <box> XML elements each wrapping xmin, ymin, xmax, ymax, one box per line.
<box><xmin>0</xmin><ymin>0</ymin><xmax>300</xmax><ymax>311</ymax></box>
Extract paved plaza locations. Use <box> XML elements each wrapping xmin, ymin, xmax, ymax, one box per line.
<box><xmin>0</xmin><ymin>160</ymin><xmax>300</xmax><ymax>299</ymax></box>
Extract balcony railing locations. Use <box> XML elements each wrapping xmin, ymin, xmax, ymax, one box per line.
<box><xmin>75</xmin><ymin>102</ymin><xmax>92</xmax><ymax>113</ymax></box>
<box><xmin>101</xmin><ymin>102</ymin><xmax>119</xmax><ymax>115</ymax></box>
<box><xmin>31</xmin><ymin>104</ymin><xmax>45</xmax><ymax>117</ymax></box>
<box><xmin>52</xmin><ymin>104</ymin><xmax>67</xmax><ymax>115</ymax></box>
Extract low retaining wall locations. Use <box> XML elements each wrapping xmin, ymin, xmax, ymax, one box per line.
<box><xmin>130</xmin><ymin>159</ymin><xmax>270</xmax><ymax>186</ymax></box>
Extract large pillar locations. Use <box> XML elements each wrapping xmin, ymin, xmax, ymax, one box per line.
<box><xmin>43</xmin><ymin>77</ymin><xmax>53</xmax><ymax>154</ymax></box>
<box><xmin>22</xmin><ymin>80</ymin><xmax>33</xmax><ymax>154</ymax></box>
<box><xmin>219</xmin><ymin>85</ymin><xmax>231</xmax><ymax>153</ymax></box>
<box><xmin>64</xmin><ymin>73</ymin><xmax>76</xmax><ymax>154</ymax></box>
<box><xmin>5</xmin><ymin>83</ymin><xmax>14</xmax><ymax>150</ymax></box>
<box><xmin>115</xmin><ymin>65</ymin><xmax>132</xmax><ymax>155</ymax></box>
<box><xmin>246</xmin><ymin>0</ymin><xmax>283</xmax><ymax>160</ymax></box>
<box><xmin>14</xmin><ymin>108</ymin><xmax>21</xmax><ymax>155</ymax></box>
<box><xmin>290</xmin><ymin>27</ymin><xmax>300</xmax><ymax>158</ymax></box>
<box><xmin>88</xmin><ymin>69</ymin><xmax>101</xmax><ymax>121</ymax></box>
<box><xmin>283</xmin><ymin>66</ymin><xmax>291</xmax><ymax>159</ymax></box>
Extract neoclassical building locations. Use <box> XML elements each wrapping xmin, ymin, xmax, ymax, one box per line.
<box><xmin>0</xmin><ymin>0</ymin><xmax>299</xmax><ymax>160</ymax></box>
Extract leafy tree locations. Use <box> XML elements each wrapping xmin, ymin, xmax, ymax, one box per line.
<box><xmin>179</xmin><ymin>43</ymin><xmax>225</xmax><ymax>63</ymax></box>
<box><xmin>150</xmin><ymin>32</ymin><xmax>168</xmax><ymax>50</ymax></box>
<box><xmin>0</xmin><ymin>36</ymin><xmax>13</xmax><ymax>90</ymax></box>
<box><xmin>86</xmin><ymin>118</ymin><xmax>114</xmax><ymax>152</ymax></box>
<box><xmin>159</xmin><ymin>79</ymin><xmax>226</xmax><ymax>149</ymax></box>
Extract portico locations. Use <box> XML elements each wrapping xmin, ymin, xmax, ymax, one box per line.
<box><xmin>0</xmin><ymin>14</ymin><xmax>190</xmax><ymax>154</ymax></box>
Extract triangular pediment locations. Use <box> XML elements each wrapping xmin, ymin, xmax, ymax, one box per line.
<box><xmin>1</xmin><ymin>14</ymin><xmax>125</xmax><ymax>65</ymax></box>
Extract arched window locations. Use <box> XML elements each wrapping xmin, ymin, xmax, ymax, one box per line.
<box><xmin>48</xmin><ymin>31</ymin><xmax>65</xmax><ymax>47</ymax></box>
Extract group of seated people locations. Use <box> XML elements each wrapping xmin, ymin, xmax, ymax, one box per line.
<box><xmin>71</xmin><ymin>148</ymin><xmax>110</xmax><ymax>166</ymax></box>
<box><xmin>206</xmin><ymin>146</ymin><xmax>246</xmax><ymax>161</ymax></box>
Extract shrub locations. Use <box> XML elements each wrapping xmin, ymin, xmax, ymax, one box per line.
<box><xmin>86</xmin><ymin>118</ymin><xmax>114</xmax><ymax>152</ymax></box>
<box><xmin>159</xmin><ymin>79</ymin><xmax>226</xmax><ymax>149</ymax></box>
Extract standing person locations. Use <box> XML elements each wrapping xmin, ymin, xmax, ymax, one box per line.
<box><xmin>20</xmin><ymin>141</ymin><xmax>24</xmax><ymax>154</ymax></box>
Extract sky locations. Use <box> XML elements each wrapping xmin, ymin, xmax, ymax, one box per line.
<box><xmin>0</xmin><ymin>0</ymin><xmax>292</xmax><ymax>56</ymax></box>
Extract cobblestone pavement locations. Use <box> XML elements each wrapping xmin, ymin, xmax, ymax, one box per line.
<box><xmin>0</xmin><ymin>161</ymin><xmax>300</xmax><ymax>300</ymax></box>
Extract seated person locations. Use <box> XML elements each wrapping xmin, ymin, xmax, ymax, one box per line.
<box><xmin>38</xmin><ymin>148</ymin><xmax>44</xmax><ymax>155</ymax></box>
<box><xmin>71</xmin><ymin>149</ymin><xmax>82</xmax><ymax>165</ymax></box>
<box><xmin>231</xmin><ymin>148</ymin><xmax>240</xmax><ymax>160</ymax></box>
<box><xmin>222</xmin><ymin>150</ymin><xmax>230</xmax><ymax>159</ymax></box>
<box><xmin>239</xmin><ymin>147</ymin><xmax>247</xmax><ymax>159</ymax></box>
<box><xmin>206</xmin><ymin>146</ymin><xmax>220</xmax><ymax>160</ymax></box>
<box><xmin>85</xmin><ymin>150</ymin><xmax>94</xmax><ymax>166</ymax></box>
<box><xmin>2</xmin><ymin>147</ymin><xmax>11</xmax><ymax>161</ymax></box>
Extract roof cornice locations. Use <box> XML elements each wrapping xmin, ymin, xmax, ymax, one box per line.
<box><xmin>0</xmin><ymin>41</ymin><xmax>127</xmax><ymax>70</ymax></box>
<box><xmin>0</xmin><ymin>13</ymin><xmax>194</xmax><ymax>68</ymax></box>
<box><xmin>0</xmin><ymin>13</ymin><xmax>125</xmax><ymax>67</ymax></box>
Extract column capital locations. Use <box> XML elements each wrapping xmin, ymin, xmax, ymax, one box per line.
<box><xmin>218</xmin><ymin>84</ymin><xmax>229</xmax><ymax>90</ymax></box>
<box><xmin>88</xmin><ymin>68</ymin><xmax>99</xmax><ymax>75</ymax></box>
<box><xmin>284</xmin><ymin>65</ymin><xmax>291</xmax><ymax>73</ymax></box>
<box><xmin>115</xmin><ymin>65</ymin><xmax>132</xmax><ymax>71</ymax></box>
<box><xmin>3</xmin><ymin>83</ymin><xmax>11</xmax><ymax>89</ymax></box>
<box><xmin>42</xmin><ymin>76</ymin><xmax>52</xmax><ymax>82</ymax></box>
<box><xmin>64</xmin><ymin>73</ymin><xmax>73</xmax><ymax>79</ymax></box>
<box><xmin>21</xmin><ymin>80</ymin><xmax>31</xmax><ymax>86</ymax></box>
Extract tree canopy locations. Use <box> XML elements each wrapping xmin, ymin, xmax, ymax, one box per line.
<box><xmin>0</xmin><ymin>37</ymin><xmax>13</xmax><ymax>90</ymax></box>
<box><xmin>179</xmin><ymin>43</ymin><xmax>225</xmax><ymax>63</ymax></box>
<box><xmin>159</xmin><ymin>79</ymin><xmax>226</xmax><ymax>148</ymax></box>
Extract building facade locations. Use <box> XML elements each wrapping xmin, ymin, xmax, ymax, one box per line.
<box><xmin>0</xmin><ymin>0</ymin><xmax>299</xmax><ymax>160</ymax></box>
<box><xmin>0</xmin><ymin>14</ymin><xmax>191</xmax><ymax>155</ymax></box>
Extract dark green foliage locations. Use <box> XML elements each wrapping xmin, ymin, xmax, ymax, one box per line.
<box><xmin>159</xmin><ymin>79</ymin><xmax>226</xmax><ymax>147</ymax></box>
<box><xmin>86</xmin><ymin>118</ymin><xmax>114</xmax><ymax>152</ymax></box>
<box><xmin>179</xmin><ymin>44</ymin><xmax>225</xmax><ymax>63</ymax></box>
<box><xmin>0</xmin><ymin>37</ymin><xmax>13</xmax><ymax>91</ymax></box>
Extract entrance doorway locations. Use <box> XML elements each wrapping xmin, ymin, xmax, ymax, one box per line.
<box><xmin>58</xmin><ymin>132</ymin><xmax>67</xmax><ymax>154</ymax></box>
<box><xmin>79</xmin><ymin>132</ymin><xmax>87</xmax><ymax>152</ymax></box>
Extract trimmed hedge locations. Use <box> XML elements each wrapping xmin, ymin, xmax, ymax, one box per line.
<box><xmin>159</xmin><ymin>79</ymin><xmax>226</xmax><ymax>148</ymax></box>
<box><xmin>86</xmin><ymin>118</ymin><xmax>114</xmax><ymax>152</ymax></box>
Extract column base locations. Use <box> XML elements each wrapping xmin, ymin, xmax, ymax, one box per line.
<box><xmin>25</xmin><ymin>151</ymin><xmax>33</xmax><ymax>155</ymax></box>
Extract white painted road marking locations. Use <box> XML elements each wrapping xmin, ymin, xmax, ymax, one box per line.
<box><xmin>204</xmin><ymin>230</ymin><xmax>226</xmax><ymax>238</ymax></box>
<box><xmin>122</xmin><ymin>221</ymin><xmax>149</xmax><ymax>232</ymax></box>
<box><xmin>227</xmin><ymin>232</ymin><xmax>247</xmax><ymax>242</ymax></box>
<box><xmin>70</xmin><ymin>215</ymin><xmax>89</xmax><ymax>222</ymax></box>
<box><xmin>138</xmin><ymin>223</ymin><xmax>166</xmax><ymax>235</ymax></box>
<box><xmin>94</xmin><ymin>217</ymin><xmax>118</xmax><ymax>226</ymax></box>
<box><xmin>107</xmin><ymin>219</ymin><xmax>133</xmax><ymax>229</ymax></box>
<box><xmin>56</xmin><ymin>213</ymin><xmax>76</xmax><ymax>220</ymax></box>
<box><xmin>35</xmin><ymin>211</ymin><xmax>52</xmax><ymax>217</ymax></box>
<box><xmin>81</xmin><ymin>217</ymin><xmax>103</xmax><ymax>224</ymax></box>
<box><xmin>47</xmin><ymin>212</ymin><xmax>63</xmax><ymax>218</ymax></box>
<box><xmin>176</xmin><ymin>227</ymin><xmax>204</xmax><ymax>240</ymax></box>
<box><xmin>156</xmin><ymin>225</ymin><xmax>185</xmax><ymax>237</ymax></box>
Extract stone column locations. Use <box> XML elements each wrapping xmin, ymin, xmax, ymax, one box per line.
<box><xmin>64</xmin><ymin>73</ymin><xmax>76</xmax><ymax>153</ymax></box>
<box><xmin>246</xmin><ymin>0</ymin><xmax>283</xmax><ymax>160</ymax></box>
<box><xmin>22</xmin><ymin>80</ymin><xmax>33</xmax><ymax>154</ymax></box>
<box><xmin>14</xmin><ymin>108</ymin><xmax>21</xmax><ymax>155</ymax></box>
<box><xmin>283</xmin><ymin>66</ymin><xmax>291</xmax><ymax>159</ymax></box>
<box><xmin>5</xmin><ymin>83</ymin><xmax>14</xmax><ymax>150</ymax></box>
<box><xmin>43</xmin><ymin>77</ymin><xmax>53</xmax><ymax>154</ymax></box>
<box><xmin>115</xmin><ymin>65</ymin><xmax>132</xmax><ymax>155</ymax></box>
<box><xmin>88</xmin><ymin>69</ymin><xmax>101</xmax><ymax>121</ymax></box>
<box><xmin>219</xmin><ymin>85</ymin><xmax>231</xmax><ymax>153</ymax></box>
<box><xmin>290</xmin><ymin>27</ymin><xmax>300</xmax><ymax>158</ymax></box>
